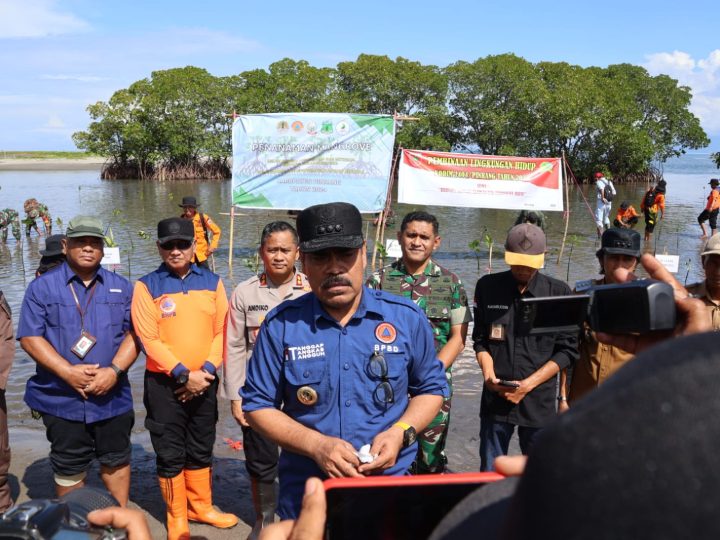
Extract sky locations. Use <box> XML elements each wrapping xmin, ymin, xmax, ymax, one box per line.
<box><xmin>1</xmin><ymin>0</ymin><xmax>719</xmax><ymax>152</ymax></box>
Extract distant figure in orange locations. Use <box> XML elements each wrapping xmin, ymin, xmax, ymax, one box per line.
<box><xmin>613</xmin><ymin>201</ymin><xmax>639</xmax><ymax>229</ymax></box>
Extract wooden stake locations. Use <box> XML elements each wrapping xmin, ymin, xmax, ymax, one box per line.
<box><xmin>228</xmin><ymin>206</ymin><xmax>235</xmax><ymax>277</ymax></box>
<box><xmin>556</xmin><ymin>153</ymin><xmax>571</xmax><ymax>264</ymax></box>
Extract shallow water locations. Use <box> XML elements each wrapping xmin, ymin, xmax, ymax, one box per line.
<box><xmin>0</xmin><ymin>160</ymin><xmax>716</xmax><ymax>470</ymax></box>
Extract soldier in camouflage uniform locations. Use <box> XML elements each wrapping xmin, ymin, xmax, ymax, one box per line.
<box><xmin>367</xmin><ymin>211</ymin><xmax>471</xmax><ymax>473</ymax></box>
<box><xmin>0</xmin><ymin>209</ymin><xmax>21</xmax><ymax>242</ymax></box>
<box><xmin>23</xmin><ymin>199</ymin><xmax>52</xmax><ymax>237</ymax></box>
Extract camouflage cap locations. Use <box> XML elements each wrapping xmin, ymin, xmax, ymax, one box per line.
<box><xmin>66</xmin><ymin>216</ymin><xmax>105</xmax><ymax>240</ymax></box>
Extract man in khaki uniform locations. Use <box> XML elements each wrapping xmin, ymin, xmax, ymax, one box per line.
<box><xmin>222</xmin><ymin>221</ymin><xmax>310</xmax><ymax>539</ymax></box>
<box><xmin>0</xmin><ymin>290</ymin><xmax>14</xmax><ymax>512</ymax></box>
<box><xmin>559</xmin><ymin>228</ymin><xmax>639</xmax><ymax>407</ymax></box>
<box><xmin>687</xmin><ymin>234</ymin><xmax>720</xmax><ymax>330</ymax></box>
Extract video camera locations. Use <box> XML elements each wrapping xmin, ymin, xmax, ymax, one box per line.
<box><xmin>0</xmin><ymin>487</ymin><xmax>126</xmax><ymax>540</ymax></box>
<box><xmin>515</xmin><ymin>280</ymin><xmax>676</xmax><ymax>335</ymax></box>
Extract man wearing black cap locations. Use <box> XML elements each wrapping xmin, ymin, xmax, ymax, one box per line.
<box><xmin>132</xmin><ymin>217</ymin><xmax>237</xmax><ymax>539</ymax></box>
<box><xmin>697</xmin><ymin>178</ymin><xmax>720</xmax><ymax>238</ymax></box>
<box><xmin>641</xmin><ymin>179</ymin><xmax>666</xmax><ymax>243</ymax></box>
<box><xmin>179</xmin><ymin>196</ymin><xmax>221</xmax><ymax>269</ymax></box>
<box><xmin>613</xmin><ymin>201</ymin><xmax>639</xmax><ymax>229</ymax></box>
<box><xmin>242</xmin><ymin>202</ymin><xmax>448</xmax><ymax>520</ymax></box>
<box><xmin>35</xmin><ymin>233</ymin><xmax>66</xmax><ymax>277</ymax></box>
<box><xmin>558</xmin><ymin>228</ymin><xmax>640</xmax><ymax>407</ymax></box>
<box><xmin>472</xmin><ymin>223</ymin><xmax>578</xmax><ymax>471</ymax></box>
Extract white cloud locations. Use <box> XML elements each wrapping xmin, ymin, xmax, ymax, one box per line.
<box><xmin>0</xmin><ymin>0</ymin><xmax>89</xmax><ymax>38</ymax></box>
<box><xmin>644</xmin><ymin>49</ymin><xmax>720</xmax><ymax>138</ymax></box>
<box><xmin>40</xmin><ymin>74</ymin><xmax>110</xmax><ymax>82</ymax></box>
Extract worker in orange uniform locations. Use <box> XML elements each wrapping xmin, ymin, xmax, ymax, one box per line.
<box><xmin>698</xmin><ymin>179</ymin><xmax>720</xmax><ymax>238</ymax></box>
<box><xmin>640</xmin><ymin>179</ymin><xmax>666</xmax><ymax>244</ymax></box>
<box><xmin>613</xmin><ymin>201</ymin><xmax>639</xmax><ymax>229</ymax></box>
<box><xmin>131</xmin><ymin>217</ymin><xmax>237</xmax><ymax>540</ymax></box>
<box><xmin>179</xmin><ymin>196</ymin><xmax>221</xmax><ymax>270</ymax></box>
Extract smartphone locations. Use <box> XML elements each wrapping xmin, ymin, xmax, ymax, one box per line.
<box><xmin>497</xmin><ymin>380</ymin><xmax>520</xmax><ymax>388</ymax></box>
<box><xmin>324</xmin><ymin>472</ymin><xmax>503</xmax><ymax>540</ymax></box>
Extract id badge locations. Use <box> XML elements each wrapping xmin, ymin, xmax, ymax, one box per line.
<box><xmin>71</xmin><ymin>330</ymin><xmax>97</xmax><ymax>359</ymax></box>
<box><xmin>490</xmin><ymin>324</ymin><xmax>506</xmax><ymax>341</ymax></box>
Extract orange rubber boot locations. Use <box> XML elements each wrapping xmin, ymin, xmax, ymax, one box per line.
<box><xmin>158</xmin><ymin>474</ymin><xmax>190</xmax><ymax>540</ymax></box>
<box><xmin>185</xmin><ymin>467</ymin><xmax>238</xmax><ymax>529</ymax></box>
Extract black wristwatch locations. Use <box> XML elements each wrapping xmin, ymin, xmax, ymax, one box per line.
<box><xmin>109</xmin><ymin>363</ymin><xmax>125</xmax><ymax>378</ymax></box>
<box><xmin>175</xmin><ymin>369</ymin><xmax>190</xmax><ymax>385</ymax></box>
<box><xmin>395</xmin><ymin>421</ymin><xmax>417</xmax><ymax>448</ymax></box>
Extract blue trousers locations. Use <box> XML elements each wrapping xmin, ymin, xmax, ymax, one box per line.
<box><xmin>479</xmin><ymin>418</ymin><xmax>542</xmax><ymax>471</ymax></box>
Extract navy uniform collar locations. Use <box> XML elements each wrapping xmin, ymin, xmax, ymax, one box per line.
<box><xmin>61</xmin><ymin>261</ymin><xmax>104</xmax><ymax>286</ymax></box>
<box><xmin>157</xmin><ymin>262</ymin><xmax>202</xmax><ymax>278</ymax></box>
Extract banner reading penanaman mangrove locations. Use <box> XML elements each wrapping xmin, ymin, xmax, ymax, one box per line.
<box><xmin>398</xmin><ymin>149</ymin><xmax>564</xmax><ymax>211</ymax></box>
<box><xmin>232</xmin><ymin>113</ymin><xmax>395</xmax><ymax>211</ymax></box>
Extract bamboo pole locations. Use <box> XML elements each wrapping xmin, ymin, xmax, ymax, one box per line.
<box><xmin>228</xmin><ymin>206</ymin><xmax>235</xmax><ymax>277</ymax></box>
<box><xmin>556</xmin><ymin>153</ymin><xmax>572</xmax><ymax>264</ymax></box>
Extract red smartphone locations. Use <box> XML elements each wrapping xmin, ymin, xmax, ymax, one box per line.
<box><xmin>324</xmin><ymin>472</ymin><xmax>504</xmax><ymax>540</ymax></box>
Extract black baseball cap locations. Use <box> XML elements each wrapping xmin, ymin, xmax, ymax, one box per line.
<box><xmin>296</xmin><ymin>202</ymin><xmax>364</xmax><ymax>253</ymax></box>
<box><xmin>157</xmin><ymin>217</ymin><xmax>194</xmax><ymax>243</ymax></box>
<box><xmin>596</xmin><ymin>227</ymin><xmax>641</xmax><ymax>258</ymax></box>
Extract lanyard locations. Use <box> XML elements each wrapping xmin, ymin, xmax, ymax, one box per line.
<box><xmin>68</xmin><ymin>281</ymin><xmax>97</xmax><ymax>332</ymax></box>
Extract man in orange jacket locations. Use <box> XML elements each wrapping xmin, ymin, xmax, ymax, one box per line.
<box><xmin>613</xmin><ymin>201</ymin><xmax>639</xmax><ymax>229</ymax></box>
<box><xmin>179</xmin><ymin>196</ymin><xmax>221</xmax><ymax>269</ymax></box>
<box><xmin>132</xmin><ymin>217</ymin><xmax>237</xmax><ymax>540</ymax></box>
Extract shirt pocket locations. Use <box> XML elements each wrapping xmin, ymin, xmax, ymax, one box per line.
<box><xmin>364</xmin><ymin>352</ymin><xmax>408</xmax><ymax>405</ymax></box>
<box><xmin>46</xmin><ymin>301</ymin><xmax>74</xmax><ymax>328</ymax></box>
<box><xmin>246</xmin><ymin>312</ymin><xmax>265</xmax><ymax>345</ymax></box>
<box><xmin>283</xmin><ymin>358</ymin><xmax>328</xmax><ymax>415</ymax></box>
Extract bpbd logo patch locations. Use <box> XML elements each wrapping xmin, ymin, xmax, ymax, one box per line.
<box><xmin>375</xmin><ymin>322</ymin><xmax>397</xmax><ymax>344</ymax></box>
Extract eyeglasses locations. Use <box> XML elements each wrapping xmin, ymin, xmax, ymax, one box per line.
<box><xmin>160</xmin><ymin>239</ymin><xmax>192</xmax><ymax>251</ymax></box>
<box><xmin>369</xmin><ymin>352</ymin><xmax>394</xmax><ymax>404</ymax></box>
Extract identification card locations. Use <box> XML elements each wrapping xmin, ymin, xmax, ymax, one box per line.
<box><xmin>71</xmin><ymin>330</ymin><xmax>97</xmax><ymax>359</ymax></box>
<box><xmin>490</xmin><ymin>324</ymin><xmax>506</xmax><ymax>341</ymax></box>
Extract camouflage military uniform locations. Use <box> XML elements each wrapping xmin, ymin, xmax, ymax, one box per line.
<box><xmin>0</xmin><ymin>209</ymin><xmax>21</xmax><ymax>242</ymax></box>
<box><xmin>23</xmin><ymin>200</ymin><xmax>51</xmax><ymax>236</ymax></box>
<box><xmin>367</xmin><ymin>259</ymin><xmax>471</xmax><ymax>473</ymax></box>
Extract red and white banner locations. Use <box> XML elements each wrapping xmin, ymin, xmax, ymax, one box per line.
<box><xmin>398</xmin><ymin>149</ymin><xmax>564</xmax><ymax>211</ymax></box>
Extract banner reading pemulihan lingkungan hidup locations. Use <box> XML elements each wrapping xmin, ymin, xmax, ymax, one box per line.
<box><xmin>398</xmin><ymin>149</ymin><xmax>564</xmax><ymax>211</ymax></box>
<box><xmin>231</xmin><ymin>113</ymin><xmax>396</xmax><ymax>212</ymax></box>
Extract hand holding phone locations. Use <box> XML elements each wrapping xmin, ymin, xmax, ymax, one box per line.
<box><xmin>498</xmin><ymin>380</ymin><xmax>520</xmax><ymax>388</ymax></box>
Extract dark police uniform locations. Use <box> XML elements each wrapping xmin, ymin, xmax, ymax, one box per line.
<box><xmin>242</xmin><ymin>288</ymin><xmax>448</xmax><ymax>519</ymax></box>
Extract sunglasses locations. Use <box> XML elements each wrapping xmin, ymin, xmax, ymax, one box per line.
<box><xmin>160</xmin><ymin>239</ymin><xmax>192</xmax><ymax>251</ymax></box>
<box><xmin>368</xmin><ymin>352</ymin><xmax>394</xmax><ymax>404</ymax></box>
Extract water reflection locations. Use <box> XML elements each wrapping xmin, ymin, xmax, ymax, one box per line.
<box><xmin>0</xmin><ymin>168</ymin><xmax>713</xmax><ymax>445</ymax></box>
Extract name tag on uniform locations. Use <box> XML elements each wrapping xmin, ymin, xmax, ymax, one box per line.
<box><xmin>71</xmin><ymin>331</ymin><xmax>97</xmax><ymax>359</ymax></box>
<box><xmin>490</xmin><ymin>324</ymin><xmax>505</xmax><ymax>341</ymax></box>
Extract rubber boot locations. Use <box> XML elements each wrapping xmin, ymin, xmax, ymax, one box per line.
<box><xmin>158</xmin><ymin>474</ymin><xmax>190</xmax><ymax>540</ymax></box>
<box><xmin>185</xmin><ymin>467</ymin><xmax>239</xmax><ymax>529</ymax></box>
<box><xmin>247</xmin><ymin>479</ymin><xmax>277</xmax><ymax>540</ymax></box>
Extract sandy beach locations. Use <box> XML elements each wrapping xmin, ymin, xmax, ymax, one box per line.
<box><xmin>0</xmin><ymin>157</ymin><xmax>105</xmax><ymax>171</ymax></box>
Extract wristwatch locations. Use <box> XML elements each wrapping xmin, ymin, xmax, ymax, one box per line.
<box><xmin>175</xmin><ymin>369</ymin><xmax>190</xmax><ymax>385</ymax></box>
<box><xmin>394</xmin><ymin>421</ymin><xmax>417</xmax><ymax>448</ymax></box>
<box><xmin>109</xmin><ymin>364</ymin><xmax>125</xmax><ymax>378</ymax></box>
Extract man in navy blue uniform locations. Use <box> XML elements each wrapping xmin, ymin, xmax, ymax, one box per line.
<box><xmin>242</xmin><ymin>202</ymin><xmax>448</xmax><ymax>519</ymax></box>
<box><xmin>17</xmin><ymin>215</ymin><xmax>138</xmax><ymax>505</ymax></box>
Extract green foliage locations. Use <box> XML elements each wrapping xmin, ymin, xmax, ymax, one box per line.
<box><xmin>712</xmin><ymin>152</ymin><xmax>720</xmax><ymax>169</ymax></box>
<box><xmin>72</xmin><ymin>54</ymin><xmax>709</xmax><ymax>179</ymax></box>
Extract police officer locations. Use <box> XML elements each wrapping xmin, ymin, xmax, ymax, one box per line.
<box><xmin>17</xmin><ymin>216</ymin><xmax>138</xmax><ymax>504</ymax></box>
<box><xmin>367</xmin><ymin>211</ymin><xmax>471</xmax><ymax>473</ymax></box>
<box><xmin>222</xmin><ymin>220</ymin><xmax>310</xmax><ymax>539</ymax></box>
<box><xmin>242</xmin><ymin>202</ymin><xmax>448</xmax><ymax>519</ymax></box>
<box><xmin>132</xmin><ymin>217</ymin><xmax>237</xmax><ymax>540</ymax></box>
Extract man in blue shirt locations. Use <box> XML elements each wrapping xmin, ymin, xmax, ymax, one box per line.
<box><xmin>17</xmin><ymin>215</ymin><xmax>138</xmax><ymax>505</ymax></box>
<box><xmin>242</xmin><ymin>202</ymin><xmax>448</xmax><ymax>519</ymax></box>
